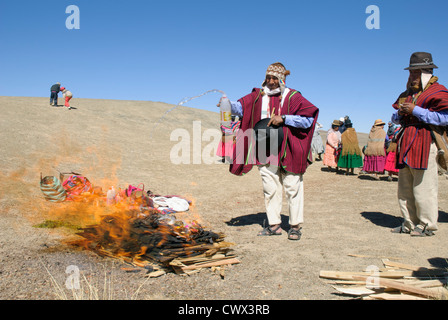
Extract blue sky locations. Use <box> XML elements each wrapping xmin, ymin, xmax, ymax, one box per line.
<box><xmin>1</xmin><ymin>0</ymin><xmax>447</xmax><ymax>133</ymax></box>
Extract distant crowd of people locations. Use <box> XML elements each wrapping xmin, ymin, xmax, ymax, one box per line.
<box><xmin>312</xmin><ymin>116</ymin><xmax>402</xmax><ymax>181</ymax></box>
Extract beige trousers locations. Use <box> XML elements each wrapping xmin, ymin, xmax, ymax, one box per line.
<box><xmin>258</xmin><ymin>165</ymin><xmax>304</xmax><ymax>226</ymax></box>
<box><xmin>397</xmin><ymin>143</ymin><xmax>439</xmax><ymax>231</ymax></box>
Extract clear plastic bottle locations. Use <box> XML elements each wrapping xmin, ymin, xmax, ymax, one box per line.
<box><xmin>106</xmin><ymin>186</ymin><xmax>116</xmax><ymax>205</ymax></box>
<box><xmin>220</xmin><ymin>95</ymin><xmax>232</xmax><ymax>127</ymax></box>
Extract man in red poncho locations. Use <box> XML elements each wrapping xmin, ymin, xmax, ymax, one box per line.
<box><xmin>391</xmin><ymin>52</ymin><xmax>448</xmax><ymax>236</ymax></box>
<box><xmin>221</xmin><ymin>62</ymin><xmax>319</xmax><ymax>240</ymax></box>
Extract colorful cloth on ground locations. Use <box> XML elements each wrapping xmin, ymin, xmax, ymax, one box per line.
<box><xmin>62</xmin><ymin>175</ymin><xmax>93</xmax><ymax>201</ymax></box>
<box><xmin>230</xmin><ymin>88</ymin><xmax>319</xmax><ymax>175</ymax></box>
<box><xmin>40</xmin><ymin>175</ymin><xmax>67</xmax><ymax>202</ymax></box>
<box><xmin>392</xmin><ymin>77</ymin><xmax>448</xmax><ymax>169</ymax></box>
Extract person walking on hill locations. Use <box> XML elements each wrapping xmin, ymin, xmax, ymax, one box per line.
<box><xmin>61</xmin><ymin>87</ymin><xmax>73</xmax><ymax>110</ymax></box>
<box><xmin>50</xmin><ymin>82</ymin><xmax>61</xmax><ymax>106</ymax></box>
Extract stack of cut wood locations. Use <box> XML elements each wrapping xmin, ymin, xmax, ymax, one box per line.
<box><xmin>75</xmin><ymin>212</ymin><xmax>240</xmax><ymax>277</ymax></box>
<box><xmin>169</xmin><ymin>242</ymin><xmax>240</xmax><ymax>276</ymax></box>
<box><xmin>320</xmin><ymin>258</ymin><xmax>448</xmax><ymax>300</ymax></box>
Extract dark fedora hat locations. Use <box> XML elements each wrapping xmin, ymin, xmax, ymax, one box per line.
<box><xmin>404</xmin><ymin>52</ymin><xmax>438</xmax><ymax>70</ymax></box>
<box><xmin>253</xmin><ymin>118</ymin><xmax>284</xmax><ymax>159</ymax></box>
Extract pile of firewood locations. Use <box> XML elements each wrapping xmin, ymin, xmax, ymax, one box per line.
<box><xmin>75</xmin><ymin>210</ymin><xmax>240</xmax><ymax>277</ymax></box>
<box><xmin>320</xmin><ymin>257</ymin><xmax>448</xmax><ymax>300</ymax></box>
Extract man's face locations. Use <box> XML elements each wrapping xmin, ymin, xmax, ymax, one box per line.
<box><xmin>265</xmin><ymin>75</ymin><xmax>280</xmax><ymax>90</ymax></box>
<box><xmin>409</xmin><ymin>69</ymin><xmax>422</xmax><ymax>89</ymax></box>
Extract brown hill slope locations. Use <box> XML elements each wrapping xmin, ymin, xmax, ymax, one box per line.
<box><xmin>0</xmin><ymin>96</ymin><xmax>446</xmax><ymax>300</ymax></box>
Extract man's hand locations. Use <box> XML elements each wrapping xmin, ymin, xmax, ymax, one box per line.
<box><xmin>268</xmin><ymin>115</ymin><xmax>284</xmax><ymax>127</ymax></box>
<box><xmin>399</xmin><ymin>102</ymin><xmax>415</xmax><ymax>116</ymax></box>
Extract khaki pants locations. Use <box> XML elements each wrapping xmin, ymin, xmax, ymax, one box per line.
<box><xmin>258</xmin><ymin>165</ymin><xmax>304</xmax><ymax>226</ymax></box>
<box><xmin>397</xmin><ymin>143</ymin><xmax>439</xmax><ymax>231</ymax></box>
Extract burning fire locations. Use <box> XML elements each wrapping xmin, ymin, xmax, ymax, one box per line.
<box><xmin>39</xmin><ymin>173</ymin><xmax>228</xmax><ymax>269</ymax></box>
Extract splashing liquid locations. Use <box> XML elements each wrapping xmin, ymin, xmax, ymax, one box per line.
<box><xmin>149</xmin><ymin>89</ymin><xmax>226</xmax><ymax>139</ymax></box>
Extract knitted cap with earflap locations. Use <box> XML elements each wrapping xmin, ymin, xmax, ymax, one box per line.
<box><xmin>262</xmin><ymin>62</ymin><xmax>291</xmax><ymax>95</ymax></box>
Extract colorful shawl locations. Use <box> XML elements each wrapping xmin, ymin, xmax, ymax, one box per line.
<box><xmin>392</xmin><ymin>77</ymin><xmax>448</xmax><ymax>169</ymax></box>
<box><xmin>229</xmin><ymin>88</ymin><xmax>319</xmax><ymax>175</ymax></box>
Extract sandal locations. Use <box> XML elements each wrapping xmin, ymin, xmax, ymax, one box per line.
<box><xmin>410</xmin><ymin>225</ymin><xmax>435</xmax><ymax>237</ymax></box>
<box><xmin>391</xmin><ymin>225</ymin><xmax>410</xmax><ymax>234</ymax></box>
<box><xmin>287</xmin><ymin>227</ymin><xmax>302</xmax><ymax>241</ymax></box>
<box><xmin>257</xmin><ymin>225</ymin><xmax>282</xmax><ymax>236</ymax></box>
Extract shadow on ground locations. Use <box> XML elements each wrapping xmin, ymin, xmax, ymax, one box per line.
<box><xmin>225</xmin><ymin>212</ymin><xmax>294</xmax><ymax>231</ymax></box>
<box><xmin>361</xmin><ymin>210</ymin><xmax>448</xmax><ymax>229</ymax></box>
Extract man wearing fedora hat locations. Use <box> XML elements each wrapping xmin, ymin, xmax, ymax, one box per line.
<box><xmin>222</xmin><ymin>62</ymin><xmax>319</xmax><ymax>240</ymax></box>
<box><xmin>391</xmin><ymin>52</ymin><xmax>448</xmax><ymax>236</ymax></box>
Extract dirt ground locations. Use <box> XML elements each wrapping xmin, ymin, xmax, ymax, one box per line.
<box><xmin>0</xmin><ymin>96</ymin><xmax>447</xmax><ymax>301</ymax></box>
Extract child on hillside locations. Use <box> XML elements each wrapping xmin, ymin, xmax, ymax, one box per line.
<box><xmin>60</xmin><ymin>87</ymin><xmax>73</xmax><ymax>110</ymax></box>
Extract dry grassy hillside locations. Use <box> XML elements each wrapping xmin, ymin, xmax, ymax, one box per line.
<box><xmin>0</xmin><ymin>96</ymin><xmax>447</xmax><ymax>301</ymax></box>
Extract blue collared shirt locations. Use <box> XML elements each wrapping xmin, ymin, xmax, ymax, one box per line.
<box><xmin>391</xmin><ymin>106</ymin><xmax>448</xmax><ymax>126</ymax></box>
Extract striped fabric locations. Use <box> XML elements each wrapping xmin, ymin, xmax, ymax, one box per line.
<box><xmin>393</xmin><ymin>82</ymin><xmax>448</xmax><ymax>169</ymax></box>
<box><xmin>40</xmin><ymin>175</ymin><xmax>67</xmax><ymax>202</ymax></box>
<box><xmin>229</xmin><ymin>88</ymin><xmax>318</xmax><ymax>175</ymax></box>
<box><xmin>220</xmin><ymin>120</ymin><xmax>241</xmax><ymax>135</ymax></box>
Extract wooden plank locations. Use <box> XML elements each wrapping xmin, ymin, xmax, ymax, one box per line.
<box><xmin>332</xmin><ymin>286</ymin><xmax>376</xmax><ymax>296</ymax></box>
<box><xmin>175</xmin><ymin>253</ymin><xmax>234</xmax><ymax>264</ymax></box>
<box><xmin>180</xmin><ymin>257</ymin><xmax>240</xmax><ymax>271</ymax></box>
<box><xmin>353</xmin><ymin>275</ymin><xmax>446</xmax><ymax>300</ymax></box>
<box><xmin>397</xmin><ymin>278</ymin><xmax>448</xmax><ymax>288</ymax></box>
<box><xmin>145</xmin><ymin>270</ymin><xmax>166</xmax><ymax>278</ymax></box>
<box><xmin>382</xmin><ymin>259</ymin><xmax>446</xmax><ymax>274</ymax></box>
<box><xmin>319</xmin><ymin>270</ymin><xmax>416</xmax><ymax>281</ymax></box>
<box><xmin>330</xmin><ymin>280</ymin><xmax>366</xmax><ymax>285</ymax></box>
<box><xmin>348</xmin><ymin>254</ymin><xmax>402</xmax><ymax>260</ymax></box>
